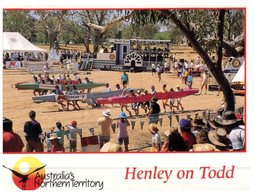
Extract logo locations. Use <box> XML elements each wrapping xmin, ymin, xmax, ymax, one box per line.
<box><xmin>3</xmin><ymin>156</ymin><xmax>46</xmax><ymax>190</ymax></box>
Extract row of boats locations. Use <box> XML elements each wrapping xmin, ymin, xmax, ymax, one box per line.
<box><xmin>14</xmin><ymin>81</ymin><xmax>199</xmax><ymax>105</ymax></box>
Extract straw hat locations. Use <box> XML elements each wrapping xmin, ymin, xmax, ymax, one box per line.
<box><xmin>208</xmin><ymin>128</ymin><xmax>230</xmax><ymax>147</ymax></box>
<box><xmin>102</xmin><ymin>110</ymin><xmax>111</xmax><ymax>117</ymax></box>
<box><xmin>100</xmin><ymin>142</ymin><xmax>123</xmax><ymax>152</ymax></box>
<box><xmin>192</xmin><ymin>143</ymin><xmax>218</xmax><ymax>151</ymax></box>
<box><xmin>214</xmin><ymin>111</ymin><xmax>241</xmax><ymax>126</ymax></box>
<box><xmin>49</xmin><ymin>133</ymin><xmax>61</xmax><ymax>140</ymax></box>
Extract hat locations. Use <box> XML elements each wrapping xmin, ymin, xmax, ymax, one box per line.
<box><xmin>194</xmin><ymin>116</ymin><xmax>206</xmax><ymax>127</ymax></box>
<box><xmin>103</xmin><ymin>110</ymin><xmax>111</xmax><ymax>117</ymax></box>
<box><xmin>164</xmin><ymin>127</ymin><xmax>178</xmax><ymax>137</ymax></box>
<box><xmin>119</xmin><ymin>112</ymin><xmax>128</xmax><ymax>119</ymax></box>
<box><xmin>149</xmin><ymin>124</ymin><xmax>159</xmax><ymax>133</ymax></box>
<box><xmin>49</xmin><ymin>133</ymin><xmax>61</xmax><ymax>140</ymax></box>
<box><xmin>100</xmin><ymin>142</ymin><xmax>123</xmax><ymax>152</ymax></box>
<box><xmin>208</xmin><ymin>128</ymin><xmax>229</xmax><ymax>147</ymax></box>
<box><xmin>179</xmin><ymin>119</ymin><xmax>191</xmax><ymax>130</ymax></box>
<box><xmin>214</xmin><ymin>111</ymin><xmax>241</xmax><ymax>126</ymax></box>
<box><xmin>151</xmin><ymin>97</ymin><xmax>158</xmax><ymax>102</ymax></box>
<box><xmin>192</xmin><ymin>143</ymin><xmax>217</xmax><ymax>151</ymax></box>
<box><xmin>71</xmin><ymin>120</ymin><xmax>77</xmax><ymax>127</ymax></box>
<box><xmin>176</xmin><ymin>85</ymin><xmax>180</xmax><ymax>88</ymax></box>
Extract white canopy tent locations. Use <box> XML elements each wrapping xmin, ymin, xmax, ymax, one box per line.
<box><xmin>232</xmin><ymin>62</ymin><xmax>244</xmax><ymax>83</ymax></box>
<box><xmin>3</xmin><ymin>32</ymin><xmax>48</xmax><ymax>52</ymax></box>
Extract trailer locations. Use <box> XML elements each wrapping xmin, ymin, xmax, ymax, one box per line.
<box><xmin>79</xmin><ymin>38</ymin><xmax>171</xmax><ymax>72</ymax></box>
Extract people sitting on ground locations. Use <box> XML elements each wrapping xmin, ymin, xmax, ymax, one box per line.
<box><xmin>148</xmin><ymin>124</ymin><xmax>161</xmax><ymax>152</ymax></box>
<box><xmin>117</xmin><ymin>112</ymin><xmax>130</xmax><ymax>152</ymax></box>
<box><xmin>3</xmin><ymin>117</ymin><xmax>24</xmax><ymax>152</ymax></box>
<box><xmin>161</xmin><ymin>127</ymin><xmax>189</xmax><ymax>152</ymax></box>
<box><xmin>66</xmin><ymin>120</ymin><xmax>82</xmax><ymax>152</ymax></box>
<box><xmin>97</xmin><ymin>110</ymin><xmax>113</xmax><ymax>148</ymax></box>
<box><xmin>49</xmin><ymin>133</ymin><xmax>65</xmax><ymax>152</ymax></box>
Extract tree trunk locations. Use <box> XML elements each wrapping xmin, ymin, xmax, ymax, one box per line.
<box><xmin>164</xmin><ymin>10</ymin><xmax>235</xmax><ymax>111</ymax></box>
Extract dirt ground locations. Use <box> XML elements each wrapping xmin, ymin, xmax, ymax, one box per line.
<box><xmin>3</xmin><ymin>69</ymin><xmax>244</xmax><ymax>152</ymax></box>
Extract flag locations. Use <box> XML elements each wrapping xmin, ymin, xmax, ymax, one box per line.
<box><xmin>175</xmin><ymin>115</ymin><xmax>179</xmax><ymax>123</ymax></box>
<box><xmin>140</xmin><ymin>121</ymin><xmax>145</xmax><ymax>130</ymax></box>
<box><xmin>111</xmin><ymin>123</ymin><xmax>116</xmax><ymax>133</ymax></box>
<box><xmin>168</xmin><ymin>114</ymin><xmax>172</xmax><ymax>127</ymax></box>
<box><xmin>131</xmin><ymin>121</ymin><xmax>136</xmax><ymax>130</ymax></box>
<box><xmin>159</xmin><ymin>118</ymin><xmax>163</xmax><ymax>126</ymax></box>
<box><xmin>89</xmin><ymin>128</ymin><xmax>95</xmax><ymax>135</ymax></box>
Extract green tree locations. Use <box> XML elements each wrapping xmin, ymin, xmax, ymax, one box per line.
<box><xmin>131</xmin><ymin>9</ymin><xmax>244</xmax><ymax>111</ymax></box>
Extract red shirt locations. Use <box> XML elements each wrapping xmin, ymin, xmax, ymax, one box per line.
<box><xmin>3</xmin><ymin>131</ymin><xmax>24</xmax><ymax>152</ymax></box>
<box><xmin>181</xmin><ymin>130</ymin><xmax>197</xmax><ymax>150</ymax></box>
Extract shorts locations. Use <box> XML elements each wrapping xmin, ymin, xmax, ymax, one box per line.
<box><xmin>69</xmin><ymin>140</ymin><xmax>77</xmax><ymax>152</ymax></box>
<box><xmin>118</xmin><ymin>137</ymin><xmax>129</xmax><ymax>145</ymax></box>
<box><xmin>99</xmin><ymin>135</ymin><xmax>110</xmax><ymax>145</ymax></box>
<box><xmin>122</xmin><ymin>81</ymin><xmax>128</xmax><ymax>85</ymax></box>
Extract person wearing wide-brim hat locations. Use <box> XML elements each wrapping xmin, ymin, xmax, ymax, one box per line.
<box><xmin>209</xmin><ymin>111</ymin><xmax>244</xmax><ymax>151</ymax></box>
<box><xmin>207</xmin><ymin>128</ymin><xmax>232</xmax><ymax>151</ymax></box>
<box><xmin>97</xmin><ymin>110</ymin><xmax>113</xmax><ymax>148</ymax></box>
<box><xmin>116</xmin><ymin>112</ymin><xmax>130</xmax><ymax>152</ymax></box>
<box><xmin>49</xmin><ymin>133</ymin><xmax>65</xmax><ymax>152</ymax></box>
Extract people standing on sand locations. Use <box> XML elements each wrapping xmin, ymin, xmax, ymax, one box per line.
<box><xmin>71</xmin><ymin>85</ymin><xmax>81</xmax><ymax>110</ymax></box>
<box><xmin>49</xmin><ymin>133</ymin><xmax>65</xmax><ymax>152</ymax></box>
<box><xmin>148</xmin><ymin>97</ymin><xmax>161</xmax><ymax>124</ymax></box>
<box><xmin>3</xmin><ymin>117</ymin><xmax>24</xmax><ymax>152</ymax></box>
<box><xmin>66</xmin><ymin>120</ymin><xmax>82</xmax><ymax>152</ymax></box>
<box><xmin>121</xmin><ymin>71</ymin><xmax>129</xmax><ymax>88</ymax></box>
<box><xmin>97</xmin><ymin>110</ymin><xmax>113</xmax><ymax>148</ymax></box>
<box><xmin>156</xmin><ymin>64</ymin><xmax>163</xmax><ymax>82</ymax></box>
<box><xmin>175</xmin><ymin>85</ymin><xmax>184</xmax><ymax>111</ymax></box>
<box><xmin>120</xmin><ymin>90</ymin><xmax>132</xmax><ymax>117</ymax></box>
<box><xmin>53</xmin><ymin>121</ymin><xmax>66</xmax><ymax>147</ymax></box>
<box><xmin>105</xmin><ymin>83</ymin><xmax>111</xmax><ymax>92</ymax></box>
<box><xmin>151</xmin><ymin>85</ymin><xmax>157</xmax><ymax>96</ymax></box>
<box><xmin>151</xmin><ymin>63</ymin><xmax>156</xmax><ymax>75</ymax></box>
<box><xmin>162</xmin><ymin>84</ymin><xmax>170</xmax><ymax>112</ymax></box>
<box><xmin>117</xmin><ymin>112</ymin><xmax>130</xmax><ymax>152</ymax></box>
<box><xmin>187</xmin><ymin>71</ymin><xmax>193</xmax><ymax>88</ymax></box>
<box><xmin>24</xmin><ymin>110</ymin><xmax>44</xmax><ymax>152</ymax></box>
<box><xmin>84</xmin><ymin>77</ymin><xmax>92</xmax><ymax>93</ymax></box>
<box><xmin>43</xmin><ymin>62</ymin><xmax>50</xmax><ymax>77</ymax></box>
<box><xmin>55</xmin><ymin>85</ymin><xmax>66</xmax><ymax>111</ymax></box>
<box><xmin>169</xmin><ymin>88</ymin><xmax>178</xmax><ymax>112</ymax></box>
<box><xmin>148</xmin><ymin>124</ymin><xmax>161</xmax><ymax>152</ymax></box>
<box><xmin>200</xmin><ymin>70</ymin><xmax>209</xmax><ymax>94</ymax></box>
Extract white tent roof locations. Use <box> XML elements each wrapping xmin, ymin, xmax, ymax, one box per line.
<box><xmin>232</xmin><ymin>62</ymin><xmax>244</xmax><ymax>83</ymax></box>
<box><xmin>3</xmin><ymin>32</ymin><xmax>48</xmax><ymax>52</ymax></box>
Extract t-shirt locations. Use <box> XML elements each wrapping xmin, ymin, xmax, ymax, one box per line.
<box><xmin>97</xmin><ymin>117</ymin><xmax>113</xmax><ymax>137</ymax></box>
<box><xmin>229</xmin><ymin>126</ymin><xmax>245</xmax><ymax>150</ymax></box>
<box><xmin>117</xmin><ymin>120</ymin><xmax>129</xmax><ymax>138</ymax></box>
<box><xmin>150</xmin><ymin>102</ymin><xmax>160</xmax><ymax>114</ymax></box>
<box><xmin>53</xmin><ymin>129</ymin><xmax>66</xmax><ymax>145</ymax></box>
<box><xmin>181</xmin><ymin>130</ymin><xmax>197</xmax><ymax>150</ymax></box>
<box><xmin>66</xmin><ymin>125</ymin><xmax>82</xmax><ymax>141</ymax></box>
<box><xmin>3</xmin><ymin>131</ymin><xmax>24</xmax><ymax>152</ymax></box>
<box><xmin>152</xmin><ymin>133</ymin><xmax>161</xmax><ymax>146</ymax></box>
<box><xmin>24</xmin><ymin>120</ymin><xmax>43</xmax><ymax>140</ymax></box>
<box><xmin>121</xmin><ymin>74</ymin><xmax>129</xmax><ymax>82</ymax></box>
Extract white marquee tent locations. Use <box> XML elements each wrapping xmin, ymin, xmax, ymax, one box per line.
<box><xmin>3</xmin><ymin>32</ymin><xmax>48</xmax><ymax>52</ymax></box>
<box><xmin>232</xmin><ymin>62</ymin><xmax>244</xmax><ymax>83</ymax></box>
